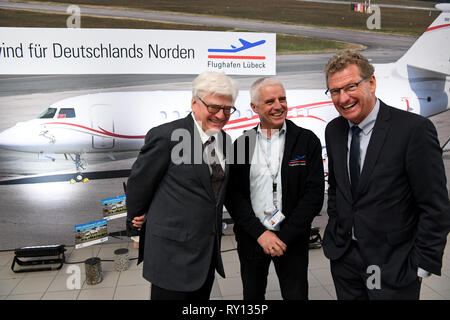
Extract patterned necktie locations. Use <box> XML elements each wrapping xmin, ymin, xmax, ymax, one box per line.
<box><xmin>349</xmin><ymin>126</ymin><xmax>362</xmax><ymax>197</ymax></box>
<box><xmin>204</xmin><ymin>136</ymin><xmax>225</xmax><ymax>200</ymax></box>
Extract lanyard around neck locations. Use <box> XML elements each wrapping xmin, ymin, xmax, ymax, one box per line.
<box><xmin>257</xmin><ymin>129</ymin><xmax>285</xmax><ymax>210</ymax></box>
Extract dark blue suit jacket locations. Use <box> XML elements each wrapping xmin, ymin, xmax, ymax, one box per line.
<box><xmin>323</xmin><ymin>100</ymin><xmax>450</xmax><ymax>287</ymax></box>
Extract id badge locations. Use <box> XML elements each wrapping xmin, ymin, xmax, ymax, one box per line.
<box><xmin>263</xmin><ymin>210</ymin><xmax>285</xmax><ymax>230</ymax></box>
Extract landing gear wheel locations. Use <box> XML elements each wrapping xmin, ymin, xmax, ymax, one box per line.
<box><xmin>70</xmin><ymin>172</ymin><xmax>88</xmax><ymax>183</ymax></box>
<box><xmin>67</xmin><ymin>154</ymin><xmax>88</xmax><ymax>183</ymax></box>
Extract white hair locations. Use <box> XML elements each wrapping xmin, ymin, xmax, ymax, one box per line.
<box><xmin>250</xmin><ymin>77</ymin><xmax>285</xmax><ymax>105</ymax></box>
<box><xmin>192</xmin><ymin>71</ymin><xmax>238</xmax><ymax>103</ymax></box>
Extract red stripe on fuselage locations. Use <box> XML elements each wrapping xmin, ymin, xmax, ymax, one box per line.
<box><xmin>43</xmin><ymin>122</ymin><xmax>146</xmax><ymax>139</ymax></box>
<box><xmin>425</xmin><ymin>23</ymin><xmax>450</xmax><ymax>32</ymax></box>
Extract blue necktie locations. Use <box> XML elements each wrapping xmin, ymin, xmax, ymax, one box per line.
<box><xmin>349</xmin><ymin>126</ymin><xmax>362</xmax><ymax>197</ymax></box>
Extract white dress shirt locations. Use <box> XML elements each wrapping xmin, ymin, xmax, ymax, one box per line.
<box><xmin>249</xmin><ymin>122</ymin><xmax>287</xmax><ymax>231</ymax></box>
<box><xmin>191</xmin><ymin>113</ymin><xmax>225</xmax><ymax>171</ymax></box>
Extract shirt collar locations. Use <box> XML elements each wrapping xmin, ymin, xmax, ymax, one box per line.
<box><xmin>191</xmin><ymin>112</ymin><xmax>219</xmax><ymax>144</ymax></box>
<box><xmin>348</xmin><ymin>98</ymin><xmax>380</xmax><ymax>135</ymax></box>
<box><xmin>257</xmin><ymin>121</ymin><xmax>287</xmax><ymax>139</ymax></box>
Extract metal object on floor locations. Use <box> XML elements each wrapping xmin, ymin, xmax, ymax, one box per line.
<box><xmin>114</xmin><ymin>248</ymin><xmax>129</xmax><ymax>271</ymax></box>
<box><xmin>309</xmin><ymin>227</ymin><xmax>323</xmax><ymax>249</ymax></box>
<box><xmin>85</xmin><ymin>257</ymin><xmax>103</xmax><ymax>285</ymax></box>
<box><xmin>11</xmin><ymin>244</ymin><xmax>65</xmax><ymax>273</ymax></box>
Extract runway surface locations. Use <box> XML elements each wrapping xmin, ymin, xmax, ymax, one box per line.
<box><xmin>0</xmin><ymin>3</ymin><xmax>448</xmax><ymax>250</ymax></box>
<box><xmin>0</xmin><ymin>0</ymin><xmax>416</xmax><ymax>51</ymax></box>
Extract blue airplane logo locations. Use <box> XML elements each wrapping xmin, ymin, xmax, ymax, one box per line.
<box><xmin>291</xmin><ymin>155</ymin><xmax>306</xmax><ymax>161</ymax></box>
<box><xmin>208</xmin><ymin>38</ymin><xmax>266</xmax><ymax>53</ymax></box>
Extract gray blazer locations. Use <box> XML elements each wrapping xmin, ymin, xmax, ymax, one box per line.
<box><xmin>126</xmin><ymin>113</ymin><xmax>231</xmax><ymax>292</ymax></box>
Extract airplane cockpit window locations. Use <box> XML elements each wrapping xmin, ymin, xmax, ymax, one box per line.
<box><xmin>58</xmin><ymin>108</ymin><xmax>76</xmax><ymax>118</ymax></box>
<box><xmin>38</xmin><ymin>108</ymin><xmax>57</xmax><ymax>119</ymax></box>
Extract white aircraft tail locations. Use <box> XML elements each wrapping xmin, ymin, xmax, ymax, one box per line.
<box><xmin>397</xmin><ymin>4</ymin><xmax>450</xmax><ymax>75</ymax></box>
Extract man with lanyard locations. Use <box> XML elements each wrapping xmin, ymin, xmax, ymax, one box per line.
<box><xmin>226</xmin><ymin>77</ymin><xmax>324</xmax><ymax>299</ymax></box>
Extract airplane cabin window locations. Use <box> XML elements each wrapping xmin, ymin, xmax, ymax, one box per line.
<box><xmin>58</xmin><ymin>108</ymin><xmax>76</xmax><ymax>118</ymax></box>
<box><xmin>38</xmin><ymin>108</ymin><xmax>57</xmax><ymax>119</ymax></box>
<box><xmin>230</xmin><ymin>109</ymin><xmax>240</xmax><ymax>120</ymax></box>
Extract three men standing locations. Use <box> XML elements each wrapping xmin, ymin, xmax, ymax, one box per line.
<box><xmin>126</xmin><ymin>51</ymin><xmax>449</xmax><ymax>301</ymax></box>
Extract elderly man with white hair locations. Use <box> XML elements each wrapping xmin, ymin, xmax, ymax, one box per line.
<box><xmin>126</xmin><ymin>71</ymin><xmax>238</xmax><ymax>300</ymax></box>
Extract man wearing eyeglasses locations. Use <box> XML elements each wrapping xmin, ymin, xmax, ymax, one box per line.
<box><xmin>322</xmin><ymin>50</ymin><xmax>450</xmax><ymax>299</ymax></box>
<box><xmin>226</xmin><ymin>77</ymin><xmax>324</xmax><ymax>299</ymax></box>
<box><xmin>126</xmin><ymin>71</ymin><xmax>237</xmax><ymax>300</ymax></box>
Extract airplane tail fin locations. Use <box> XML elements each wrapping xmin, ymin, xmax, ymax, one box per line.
<box><xmin>397</xmin><ymin>4</ymin><xmax>450</xmax><ymax>75</ymax></box>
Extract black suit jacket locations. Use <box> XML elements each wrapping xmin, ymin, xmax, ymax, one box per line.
<box><xmin>225</xmin><ymin>119</ymin><xmax>324</xmax><ymax>247</ymax></box>
<box><xmin>126</xmin><ymin>113</ymin><xmax>231</xmax><ymax>292</ymax></box>
<box><xmin>323</xmin><ymin>100</ymin><xmax>450</xmax><ymax>288</ymax></box>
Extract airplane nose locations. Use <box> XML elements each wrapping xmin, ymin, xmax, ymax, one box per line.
<box><xmin>0</xmin><ymin>127</ymin><xmax>16</xmax><ymax>150</ymax></box>
<box><xmin>0</xmin><ymin>124</ymin><xmax>46</xmax><ymax>152</ymax></box>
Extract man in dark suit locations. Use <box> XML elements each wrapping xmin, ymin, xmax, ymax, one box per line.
<box><xmin>226</xmin><ymin>77</ymin><xmax>324</xmax><ymax>299</ymax></box>
<box><xmin>322</xmin><ymin>50</ymin><xmax>450</xmax><ymax>299</ymax></box>
<box><xmin>126</xmin><ymin>72</ymin><xmax>238</xmax><ymax>300</ymax></box>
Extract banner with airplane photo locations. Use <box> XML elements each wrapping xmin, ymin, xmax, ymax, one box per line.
<box><xmin>74</xmin><ymin>219</ymin><xmax>108</xmax><ymax>249</ymax></box>
<box><xmin>102</xmin><ymin>195</ymin><xmax>127</xmax><ymax>220</ymax></box>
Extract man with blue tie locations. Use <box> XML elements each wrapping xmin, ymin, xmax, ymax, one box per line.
<box><xmin>322</xmin><ymin>50</ymin><xmax>450</xmax><ymax>299</ymax></box>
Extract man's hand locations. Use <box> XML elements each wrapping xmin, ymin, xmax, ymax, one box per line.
<box><xmin>132</xmin><ymin>214</ymin><xmax>146</xmax><ymax>230</ymax></box>
<box><xmin>257</xmin><ymin>230</ymin><xmax>287</xmax><ymax>257</ymax></box>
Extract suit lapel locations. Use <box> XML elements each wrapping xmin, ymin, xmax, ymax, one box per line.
<box><xmin>281</xmin><ymin>120</ymin><xmax>297</xmax><ymax>196</ymax></box>
<box><xmin>218</xmin><ymin>130</ymin><xmax>232</xmax><ymax>202</ymax></box>
<box><xmin>186</xmin><ymin>114</ymin><xmax>216</xmax><ymax>201</ymax></box>
<box><xmin>334</xmin><ymin>117</ymin><xmax>353</xmax><ymax>203</ymax></box>
<box><xmin>246</xmin><ymin>128</ymin><xmax>258</xmax><ymax>163</ymax></box>
<box><xmin>234</xmin><ymin>128</ymin><xmax>255</xmax><ymax>204</ymax></box>
<box><xmin>356</xmin><ymin>102</ymin><xmax>391</xmax><ymax>198</ymax></box>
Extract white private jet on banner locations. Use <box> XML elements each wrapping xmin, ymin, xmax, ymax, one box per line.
<box><xmin>0</xmin><ymin>4</ymin><xmax>449</xmax><ymax>182</ymax></box>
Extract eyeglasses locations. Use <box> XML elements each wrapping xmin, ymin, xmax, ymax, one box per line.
<box><xmin>197</xmin><ymin>96</ymin><xmax>236</xmax><ymax>115</ymax></box>
<box><xmin>325</xmin><ymin>78</ymin><xmax>369</xmax><ymax>98</ymax></box>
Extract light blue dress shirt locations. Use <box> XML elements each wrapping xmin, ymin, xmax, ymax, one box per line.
<box><xmin>346</xmin><ymin>99</ymin><xmax>379</xmax><ymax>179</ymax></box>
<box><xmin>347</xmin><ymin>99</ymin><xmax>429</xmax><ymax>278</ymax></box>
